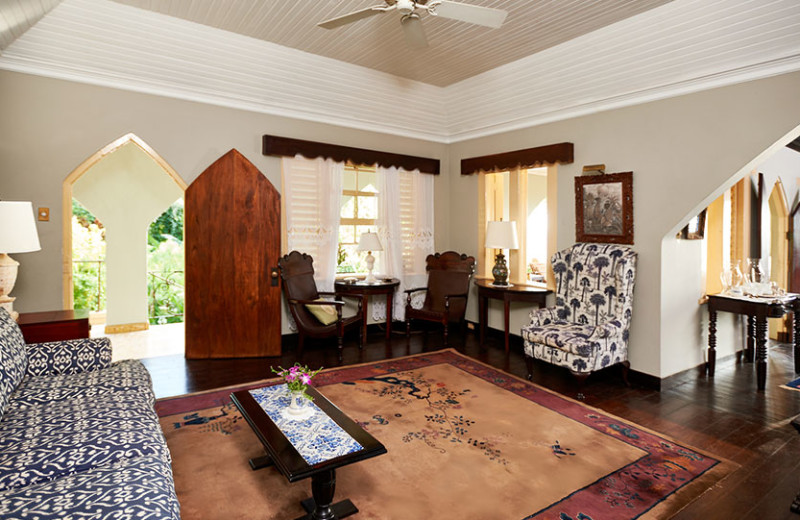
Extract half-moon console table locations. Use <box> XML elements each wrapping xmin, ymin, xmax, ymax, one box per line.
<box><xmin>474</xmin><ymin>279</ymin><xmax>551</xmax><ymax>353</ymax></box>
<box><xmin>706</xmin><ymin>293</ymin><xmax>800</xmax><ymax>391</ymax></box>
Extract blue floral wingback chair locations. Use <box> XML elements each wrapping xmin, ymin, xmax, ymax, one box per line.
<box><xmin>521</xmin><ymin>243</ymin><xmax>637</xmax><ymax>390</ymax></box>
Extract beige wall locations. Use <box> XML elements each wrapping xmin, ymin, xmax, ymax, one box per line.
<box><xmin>0</xmin><ymin>70</ymin><xmax>449</xmax><ymax>335</ymax></box>
<box><xmin>72</xmin><ymin>141</ymin><xmax>183</xmax><ymax>327</ymax></box>
<box><xmin>2</xmin><ymin>68</ymin><xmax>800</xmax><ymax>378</ymax></box>
<box><xmin>448</xmin><ymin>72</ymin><xmax>800</xmax><ymax>378</ymax></box>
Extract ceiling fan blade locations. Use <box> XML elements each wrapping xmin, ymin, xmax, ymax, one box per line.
<box><xmin>429</xmin><ymin>0</ymin><xmax>507</xmax><ymax>28</ymax></box>
<box><xmin>401</xmin><ymin>13</ymin><xmax>428</xmax><ymax>49</ymax></box>
<box><xmin>318</xmin><ymin>6</ymin><xmax>387</xmax><ymax>29</ymax></box>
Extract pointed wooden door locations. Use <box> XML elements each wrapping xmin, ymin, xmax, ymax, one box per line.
<box><xmin>185</xmin><ymin>149</ymin><xmax>281</xmax><ymax>358</ymax></box>
<box><xmin>791</xmin><ymin>201</ymin><xmax>800</xmax><ymax>293</ymax></box>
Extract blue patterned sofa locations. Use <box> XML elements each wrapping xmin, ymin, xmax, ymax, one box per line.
<box><xmin>0</xmin><ymin>308</ymin><xmax>180</xmax><ymax>519</ymax></box>
<box><xmin>521</xmin><ymin>243</ymin><xmax>637</xmax><ymax>389</ymax></box>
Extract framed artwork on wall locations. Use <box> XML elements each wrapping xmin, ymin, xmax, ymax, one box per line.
<box><xmin>677</xmin><ymin>209</ymin><xmax>707</xmax><ymax>240</ymax></box>
<box><xmin>574</xmin><ymin>171</ymin><xmax>633</xmax><ymax>244</ymax></box>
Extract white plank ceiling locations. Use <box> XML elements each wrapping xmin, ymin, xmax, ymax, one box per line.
<box><xmin>0</xmin><ymin>0</ymin><xmax>799</xmax><ymax>142</ymax></box>
<box><xmin>110</xmin><ymin>0</ymin><xmax>674</xmax><ymax>87</ymax></box>
<box><xmin>0</xmin><ymin>0</ymin><xmax>61</xmax><ymax>49</ymax></box>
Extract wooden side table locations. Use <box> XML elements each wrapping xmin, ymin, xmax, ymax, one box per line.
<box><xmin>17</xmin><ymin>309</ymin><xmax>91</xmax><ymax>343</ymax></box>
<box><xmin>334</xmin><ymin>279</ymin><xmax>400</xmax><ymax>341</ymax></box>
<box><xmin>474</xmin><ymin>279</ymin><xmax>551</xmax><ymax>353</ymax></box>
<box><xmin>706</xmin><ymin>293</ymin><xmax>800</xmax><ymax>390</ymax></box>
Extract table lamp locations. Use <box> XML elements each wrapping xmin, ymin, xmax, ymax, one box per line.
<box><xmin>357</xmin><ymin>231</ymin><xmax>383</xmax><ymax>284</ymax></box>
<box><xmin>0</xmin><ymin>201</ymin><xmax>42</xmax><ymax>320</ymax></box>
<box><xmin>485</xmin><ymin>220</ymin><xmax>518</xmax><ymax>286</ymax></box>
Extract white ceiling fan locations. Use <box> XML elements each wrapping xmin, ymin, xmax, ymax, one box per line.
<box><xmin>317</xmin><ymin>0</ymin><xmax>508</xmax><ymax>49</ymax></box>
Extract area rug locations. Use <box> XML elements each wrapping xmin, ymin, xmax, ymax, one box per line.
<box><xmin>156</xmin><ymin>350</ymin><xmax>735</xmax><ymax>520</ymax></box>
<box><xmin>781</xmin><ymin>375</ymin><xmax>800</xmax><ymax>392</ymax></box>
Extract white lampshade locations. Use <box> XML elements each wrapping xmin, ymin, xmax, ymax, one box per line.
<box><xmin>485</xmin><ymin>221</ymin><xmax>519</xmax><ymax>250</ymax></box>
<box><xmin>0</xmin><ymin>201</ymin><xmax>41</xmax><ymax>253</ymax></box>
<box><xmin>357</xmin><ymin>231</ymin><xmax>383</xmax><ymax>252</ymax></box>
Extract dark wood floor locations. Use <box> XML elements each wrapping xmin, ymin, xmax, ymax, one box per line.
<box><xmin>141</xmin><ymin>326</ymin><xmax>800</xmax><ymax>519</ymax></box>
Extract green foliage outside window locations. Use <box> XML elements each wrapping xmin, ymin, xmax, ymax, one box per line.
<box><xmin>147</xmin><ymin>234</ymin><xmax>184</xmax><ymax>324</ymax></box>
<box><xmin>72</xmin><ymin>205</ymin><xmax>106</xmax><ymax>312</ymax></box>
<box><xmin>148</xmin><ymin>199</ymin><xmax>184</xmax><ymax>247</ymax></box>
<box><xmin>147</xmin><ymin>199</ymin><xmax>184</xmax><ymax>324</ymax></box>
<box><xmin>72</xmin><ymin>198</ymin><xmax>185</xmax><ymax>324</ymax></box>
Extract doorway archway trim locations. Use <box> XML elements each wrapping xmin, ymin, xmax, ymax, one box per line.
<box><xmin>62</xmin><ymin>133</ymin><xmax>187</xmax><ymax>308</ymax></box>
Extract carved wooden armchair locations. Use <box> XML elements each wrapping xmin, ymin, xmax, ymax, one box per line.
<box><xmin>278</xmin><ymin>251</ymin><xmax>363</xmax><ymax>361</ymax></box>
<box><xmin>405</xmin><ymin>251</ymin><xmax>476</xmax><ymax>346</ymax></box>
<box><xmin>521</xmin><ymin>243</ymin><xmax>637</xmax><ymax>391</ymax></box>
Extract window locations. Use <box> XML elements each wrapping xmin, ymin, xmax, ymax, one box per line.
<box><xmin>479</xmin><ymin>166</ymin><xmax>554</xmax><ymax>285</ymax></box>
<box><xmin>338</xmin><ymin>164</ymin><xmax>378</xmax><ymax>273</ymax></box>
<box><xmin>282</xmin><ymin>155</ymin><xmax>434</xmax><ymax>305</ymax></box>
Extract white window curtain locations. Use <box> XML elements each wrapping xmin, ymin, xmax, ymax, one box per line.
<box><xmin>373</xmin><ymin>166</ymin><xmax>435</xmax><ymax>321</ymax></box>
<box><xmin>282</xmin><ymin>155</ymin><xmax>344</xmax><ymax>292</ymax></box>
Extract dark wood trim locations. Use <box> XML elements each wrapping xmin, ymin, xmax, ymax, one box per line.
<box><xmin>751</xmin><ymin>173</ymin><xmax>764</xmax><ymax>257</ymax></box>
<box><xmin>627</xmin><ymin>368</ymin><xmax>662</xmax><ymax>391</ymax></box>
<box><xmin>460</xmin><ymin>142</ymin><xmax>573</xmax><ymax>175</ymax></box>
<box><xmin>677</xmin><ymin>209</ymin><xmax>707</xmax><ymax>240</ymax></box>
<box><xmin>262</xmin><ymin>135</ymin><xmax>439</xmax><ymax>175</ymax></box>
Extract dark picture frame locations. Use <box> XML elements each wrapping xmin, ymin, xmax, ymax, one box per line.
<box><xmin>677</xmin><ymin>209</ymin><xmax>707</xmax><ymax>240</ymax></box>
<box><xmin>575</xmin><ymin>171</ymin><xmax>633</xmax><ymax>244</ymax></box>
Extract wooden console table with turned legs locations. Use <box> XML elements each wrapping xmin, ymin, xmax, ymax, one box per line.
<box><xmin>474</xmin><ymin>279</ymin><xmax>551</xmax><ymax>353</ymax></box>
<box><xmin>706</xmin><ymin>293</ymin><xmax>800</xmax><ymax>391</ymax></box>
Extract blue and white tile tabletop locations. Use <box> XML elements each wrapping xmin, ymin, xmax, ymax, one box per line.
<box><xmin>249</xmin><ymin>384</ymin><xmax>364</xmax><ymax>465</ymax></box>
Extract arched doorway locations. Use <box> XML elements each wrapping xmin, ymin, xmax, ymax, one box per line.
<box><xmin>768</xmin><ymin>179</ymin><xmax>790</xmax><ymax>340</ymax></box>
<box><xmin>63</xmin><ymin>133</ymin><xmax>187</xmax><ymax>333</ymax></box>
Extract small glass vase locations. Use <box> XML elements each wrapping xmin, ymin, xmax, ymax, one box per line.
<box><xmin>284</xmin><ymin>389</ymin><xmax>313</xmax><ymax>420</ymax></box>
<box><xmin>722</xmin><ymin>261</ymin><xmax>744</xmax><ymax>296</ymax></box>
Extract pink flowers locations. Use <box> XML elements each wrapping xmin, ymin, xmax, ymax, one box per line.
<box><xmin>271</xmin><ymin>363</ymin><xmax>322</xmax><ymax>402</ymax></box>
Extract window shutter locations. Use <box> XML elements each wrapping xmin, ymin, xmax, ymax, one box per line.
<box><xmin>283</xmin><ymin>157</ymin><xmax>324</xmax><ymax>258</ymax></box>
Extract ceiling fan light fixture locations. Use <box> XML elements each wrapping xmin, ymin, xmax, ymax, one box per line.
<box><xmin>401</xmin><ymin>13</ymin><xmax>428</xmax><ymax>49</ymax></box>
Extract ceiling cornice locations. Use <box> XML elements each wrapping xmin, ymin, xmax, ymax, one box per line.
<box><xmin>1</xmin><ymin>0</ymin><xmax>799</xmax><ymax>144</ymax></box>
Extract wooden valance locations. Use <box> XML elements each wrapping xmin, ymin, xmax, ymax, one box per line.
<box><xmin>461</xmin><ymin>142</ymin><xmax>574</xmax><ymax>175</ymax></box>
<box><xmin>262</xmin><ymin>135</ymin><xmax>440</xmax><ymax>175</ymax></box>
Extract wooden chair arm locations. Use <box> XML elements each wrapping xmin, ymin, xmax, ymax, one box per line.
<box><xmin>405</xmin><ymin>287</ymin><xmax>427</xmax><ymax>305</ymax></box>
<box><xmin>323</xmin><ymin>291</ymin><xmax>363</xmax><ymax>311</ymax></box>
<box><xmin>289</xmin><ymin>298</ymin><xmax>345</xmax><ymax>307</ymax></box>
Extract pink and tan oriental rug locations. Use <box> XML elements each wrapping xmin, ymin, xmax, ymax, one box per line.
<box><xmin>156</xmin><ymin>349</ymin><xmax>735</xmax><ymax>519</ymax></box>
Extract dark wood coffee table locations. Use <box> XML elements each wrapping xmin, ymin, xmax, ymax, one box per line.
<box><xmin>231</xmin><ymin>385</ymin><xmax>386</xmax><ymax>520</ymax></box>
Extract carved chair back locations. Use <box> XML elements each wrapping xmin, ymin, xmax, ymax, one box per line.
<box><xmin>278</xmin><ymin>251</ymin><xmax>325</xmax><ymax>330</ymax></box>
<box><xmin>422</xmin><ymin>251</ymin><xmax>476</xmax><ymax>317</ymax></box>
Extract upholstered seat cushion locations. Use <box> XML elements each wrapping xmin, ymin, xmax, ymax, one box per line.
<box><xmin>10</xmin><ymin>360</ymin><xmax>155</xmax><ymax>409</ymax></box>
<box><xmin>0</xmin><ymin>454</ymin><xmax>180</xmax><ymax>520</ymax></box>
<box><xmin>0</xmin><ymin>391</ymin><xmax>168</xmax><ymax>492</ymax></box>
<box><xmin>522</xmin><ymin>320</ymin><xmax>624</xmax><ymax>357</ymax></box>
<box><xmin>522</xmin><ymin>322</ymin><xmax>597</xmax><ymax>356</ymax></box>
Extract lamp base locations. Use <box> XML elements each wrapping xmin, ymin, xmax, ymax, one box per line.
<box><xmin>0</xmin><ymin>254</ymin><xmax>20</xmax><ymax>321</ymax></box>
<box><xmin>491</xmin><ymin>252</ymin><xmax>509</xmax><ymax>286</ymax></box>
<box><xmin>0</xmin><ymin>295</ymin><xmax>17</xmax><ymax>321</ymax></box>
<box><xmin>364</xmin><ymin>251</ymin><xmax>377</xmax><ymax>284</ymax></box>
